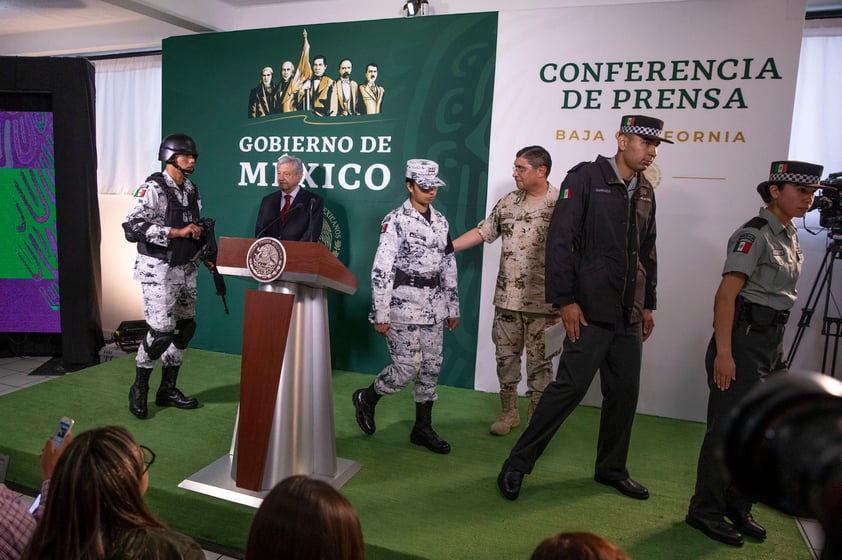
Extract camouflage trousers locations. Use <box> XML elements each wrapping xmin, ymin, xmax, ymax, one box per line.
<box><xmin>136</xmin><ymin>281</ymin><xmax>197</xmax><ymax>369</ymax></box>
<box><xmin>492</xmin><ymin>307</ymin><xmax>557</xmax><ymax>402</ymax></box>
<box><xmin>374</xmin><ymin>322</ymin><xmax>443</xmax><ymax>403</ymax></box>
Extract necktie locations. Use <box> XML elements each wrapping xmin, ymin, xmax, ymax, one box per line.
<box><xmin>280</xmin><ymin>194</ymin><xmax>292</xmax><ymax>222</ymax></box>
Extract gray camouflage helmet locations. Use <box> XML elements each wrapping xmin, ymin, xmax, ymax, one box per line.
<box><xmin>158</xmin><ymin>133</ymin><xmax>199</xmax><ymax>162</ymax></box>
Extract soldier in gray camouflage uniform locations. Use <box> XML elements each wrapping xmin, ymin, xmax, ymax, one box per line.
<box><xmin>352</xmin><ymin>158</ymin><xmax>460</xmax><ymax>454</ymax></box>
<box><xmin>453</xmin><ymin>146</ymin><xmax>560</xmax><ymax>436</ymax></box>
<box><xmin>123</xmin><ymin>133</ymin><xmax>211</xmax><ymax>419</ymax></box>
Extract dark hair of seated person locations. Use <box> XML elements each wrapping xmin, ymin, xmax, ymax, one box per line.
<box><xmin>245</xmin><ymin>475</ymin><xmax>364</xmax><ymax>560</ymax></box>
<box><xmin>21</xmin><ymin>425</ymin><xmax>203</xmax><ymax>560</ymax></box>
<box><xmin>530</xmin><ymin>531</ymin><xmax>630</xmax><ymax>560</ymax></box>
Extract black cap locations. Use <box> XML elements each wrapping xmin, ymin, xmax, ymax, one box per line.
<box><xmin>756</xmin><ymin>160</ymin><xmax>823</xmax><ymax>198</ymax></box>
<box><xmin>619</xmin><ymin>115</ymin><xmax>673</xmax><ymax>144</ymax></box>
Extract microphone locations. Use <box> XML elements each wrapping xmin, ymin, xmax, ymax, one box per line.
<box><xmin>255</xmin><ymin>196</ymin><xmax>305</xmax><ymax>238</ymax></box>
<box><xmin>255</xmin><ymin>212</ymin><xmax>282</xmax><ymax>238</ymax></box>
<box><xmin>306</xmin><ymin>198</ymin><xmax>318</xmax><ymax>242</ymax></box>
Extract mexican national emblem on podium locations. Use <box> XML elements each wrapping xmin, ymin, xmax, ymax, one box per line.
<box><xmin>247</xmin><ymin>237</ymin><xmax>287</xmax><ymax>283</ymax></box>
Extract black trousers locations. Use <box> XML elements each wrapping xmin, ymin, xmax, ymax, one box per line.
<box><xmin>687</xmin><ymin>319</ymin><xmax>787</xmax><ymax>520</ymax></box>
<box><xmin>506</xmin><ymin>319</ymin><xmax>642</xmax><ymax>480</ymax></box>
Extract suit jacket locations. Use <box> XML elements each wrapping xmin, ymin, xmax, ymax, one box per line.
<box><xmin>310</xmin><ymin>75</ymin><xmax>334</xmax><ymax>116</ymax></box>
<box><xmin>254</xmin><ymin>188</ymin><xmax>324</xmax><ymax>242</ymax></box>
<box><xmin>328</xmin><ymin>79</ymin><xmax>359</xmax><ymax>116</ymax></box>
<box><xmin>275</xmin><ymin>80</ymin><xmax>300</xmax><ymax>113</ymax></box>
<box><xmin>357</xmin><ymin>83</ymin><xmax>384</xmax><ymax>114</ymax></box>
<box><xmin>248</xmin><ymin>83</ymin><xmax>276</xmax><ymax>118</ymax></box>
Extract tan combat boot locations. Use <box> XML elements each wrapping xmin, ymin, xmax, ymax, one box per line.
<box><xmin>490</xmin><ymin>390</ymin><xmax>520</xmax><ymax>435</ymax></box>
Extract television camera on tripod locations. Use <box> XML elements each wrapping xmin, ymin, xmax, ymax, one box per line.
<box><xmin>787</xmin><ymin>172</ymin><xmax>842</xmax><ymax>377</ymax></box>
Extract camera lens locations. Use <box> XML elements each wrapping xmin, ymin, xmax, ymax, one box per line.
<box><xmin>720</xmin><ymin>373</ymin><xmax>842</xmax><ymax>524</ymax></box>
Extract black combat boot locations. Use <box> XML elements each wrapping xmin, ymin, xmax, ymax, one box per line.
<box><xmin>352</xmin><ymin>384</ymin><xmax>381</xmax><ymax>435</ymax></box>
<box><xmin>410</xmin><ymin>400</ymin><xmax>451</xmax><ymax>454</ymax></box>
<box><xmin>155</xmin><ymin>365</ymin><xmax>199</xmax><ymax>409</ymax></box>
<box><xmin>129</xmin><ymin>367</ymin><xmax>152</xmax><ymax>419</ymax></box>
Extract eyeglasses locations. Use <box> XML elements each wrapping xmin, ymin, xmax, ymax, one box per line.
<box><xmin>140</xmin><ymin>445</ymin><xmax>156</xmax><ymax>473</ymax></box>
<box><xmin>512</xmin><ymin>165</ymin><xmax>532</xmax><ymax>174</ymax></box>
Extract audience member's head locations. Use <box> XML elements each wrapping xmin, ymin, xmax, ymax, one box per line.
<box><xmin>246</xmin><ymin>475</ymin><xmax>364</xmax><ymax>560</ymax></box>
<box><xmin>530</xmin><ymin>531</ymin><xmax>630</xmax><ymax>560</ymax></box>
<box><xmin>22</xmin><ymin>425</ymin><xmax>166</xmax><ymax>559</ymax></box>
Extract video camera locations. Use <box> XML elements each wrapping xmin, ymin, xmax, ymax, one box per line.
<box><xmin>812</xmin><ymin>172</ymin><xmax>842</xmax><ymax>232</ymax></box>
<box><xmin>720</xmin><ymin>373</ymin><xmax>842</xmax><ymax>560</ymax></box>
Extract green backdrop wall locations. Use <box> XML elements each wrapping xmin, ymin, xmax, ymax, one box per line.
<box><xmin>161</xmin><ymin>13</ymin><xmax>497</xmax><ymax>387</ymax></box>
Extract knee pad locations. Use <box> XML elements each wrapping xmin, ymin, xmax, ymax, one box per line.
<box><xmin>173</xmin><ymin>318</ymin><xmax>196</xmax><ymax>350</ymax></box>
<box><xmin>143</xmin><ymin>328</ymin><xmax>174</xmax><ymax>360</ymax></box>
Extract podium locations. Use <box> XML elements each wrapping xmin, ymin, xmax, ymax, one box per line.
<box><xmin>179</xmin><ymin>237</ymin><xmax>360</xmax><ymax>507</ymax></box>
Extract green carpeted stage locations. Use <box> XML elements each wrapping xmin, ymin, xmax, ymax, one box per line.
<box><xmin>0</xmin><ymin>350</ymin><xmax>811</xmax><ymax>559</ymax></box>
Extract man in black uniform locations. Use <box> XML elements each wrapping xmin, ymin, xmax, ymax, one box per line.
<box><xmin>497</xmin><ymin>115</ymin><xmax>671</xmax><ymax>501</ymax></box>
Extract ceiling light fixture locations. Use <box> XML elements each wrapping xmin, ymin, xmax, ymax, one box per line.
<box><xmin>403</xmin><ymin>0</ymin><xmax>429</xmax><ymax>17</ymax></box>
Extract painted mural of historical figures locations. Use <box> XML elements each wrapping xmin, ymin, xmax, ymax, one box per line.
<box><xmin>357</xmin><ymin>62</ymin><xmax>384</xmax><ymax>115</ymax></box>
<box><xmin>275</xmin><ymin>60</ymin><xmax>301</xmax><ymax>113</ymax></box>
<box><xmin>305</xmin><ymin>54</ymin><xmax>333</xmax><ymax>116</ymax></box>
<box><xmin>328</xmin><ymin>58</ymin><xmax>358</xmax><ymax>116</ymax></box>
<box><xmin>247</xmin><ymin>66</ymin><xmax>277</xmax><ymax>118</ymax></box>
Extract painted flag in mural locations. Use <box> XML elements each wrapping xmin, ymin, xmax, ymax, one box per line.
<box><xmin>294</xmin><ymin>29</ymin><xmax>313</xmax><ymax>110</ymax></box>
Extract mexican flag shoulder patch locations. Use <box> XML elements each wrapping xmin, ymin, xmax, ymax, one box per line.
<box><xmin>732</xmin><ymin>232</ymin><xmax>756</xmax><ymax>253</ymax></box>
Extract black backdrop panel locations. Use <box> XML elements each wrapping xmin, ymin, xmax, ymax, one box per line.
<box><xmin>0</xmin><ymin>57</ymin><xmax>104</xmax><ymax>370</ymax></box>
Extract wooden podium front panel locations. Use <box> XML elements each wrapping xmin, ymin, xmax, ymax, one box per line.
<box><xmin>237</xmin><ymin>289</ymin><xmax>295</xmax><ymax>490</ymax></box>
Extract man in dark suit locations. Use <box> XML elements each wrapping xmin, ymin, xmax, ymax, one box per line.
<box><xmin>254</xmin><ymin>155</ymin><xmax>324</xmax><ymax>241</ymax></box>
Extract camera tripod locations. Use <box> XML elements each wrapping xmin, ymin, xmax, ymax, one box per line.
<box><xmin>787</xmin><ymin>234</ymin><xmax>842</xmax><ymax>378</ymax></box>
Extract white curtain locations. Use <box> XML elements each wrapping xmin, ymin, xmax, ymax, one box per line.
<box><xmin>786</xmin><ymin>19</ymin><xmax>842</xmax><ymax>376</ymax></box>
<box><xmin>94</xmin><ymin>55</ymin><xmax>162</xmax><ymax>194</ymax></box>
<box><xmin>789</xmin><ymin>19</ymin><xmax>842</xmax><ymax>173</ymax></box>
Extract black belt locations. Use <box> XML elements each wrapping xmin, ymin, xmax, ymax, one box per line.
<box><xmin>735</xmin><ymin>296</ymin><xmax>790</xmax><ymax>326</ymax></box>
<box><xmin>393</xmin><ymin>269</ymin><xmax>440</xmax><ymax>289</ymax></box>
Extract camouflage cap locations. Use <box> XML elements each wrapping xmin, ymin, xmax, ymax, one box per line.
<box><xmin>406</xmin><ymin>158</ymin><xmax>445</xmax><ymax>190</ymax></box>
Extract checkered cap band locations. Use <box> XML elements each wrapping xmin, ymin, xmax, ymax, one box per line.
<box><xmin>620</xmin><ymin>124</ymin><xmax>664</xmax><ymax>138</ymax></box>
<box><xmin>769</xmin><ymin>171</ymin><xmax>821</xmax><ymax>185</ymax></box>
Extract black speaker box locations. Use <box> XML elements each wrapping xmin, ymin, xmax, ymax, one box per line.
<box><xmin>113</xmin><ymin>320</ymin><xmax>148</xmax><ymax>350</ymax></box>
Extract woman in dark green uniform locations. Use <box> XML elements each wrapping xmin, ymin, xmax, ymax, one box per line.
<box><xmin>686</xmin><ymin>160</ymin><xmax>824</xmax><ymax>547</ymax></box>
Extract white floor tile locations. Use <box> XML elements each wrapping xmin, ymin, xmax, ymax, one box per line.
<box><xmin>796</xmin><ymin>517</ymin><xmax>824</xmax><ymax>560</ymax></box>
<box><xmin>0</xmin><ymin>357</ymin><xmax>50</xmax><ymax>373</ymax></box>
<box><xmin>0</xmin><ymin>372</ymin><xmax>48</xmax><ymax>388</ymax></box>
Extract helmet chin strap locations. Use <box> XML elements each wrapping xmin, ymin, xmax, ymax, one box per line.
<box><xmin>169</xmin><ymin>157</ymin><xmax>194</xmax><ymax>177</ymax></box>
